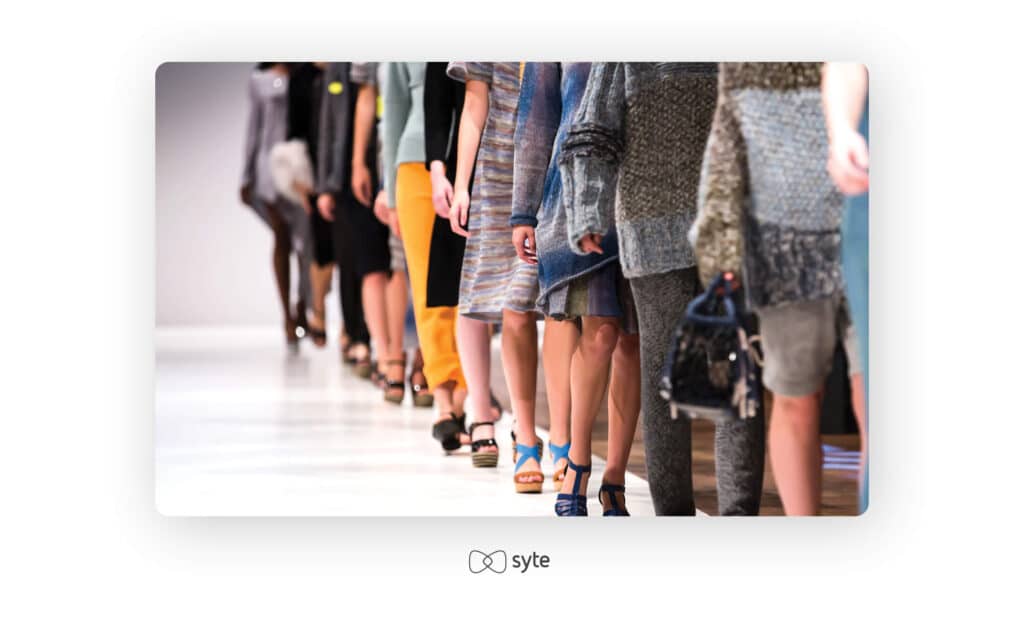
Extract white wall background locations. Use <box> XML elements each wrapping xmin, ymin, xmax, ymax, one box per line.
<box><xmin>157</xmin><ymin>62</ymin><xmax>302</xmax><ymax>326</ymax></box>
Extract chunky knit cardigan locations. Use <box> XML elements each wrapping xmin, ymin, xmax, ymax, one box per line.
<box><xmin>559</xmin><ymin>62</ymin><xmax>718</xmax><ymax>279</ymax></box>
<box><xmin>693</xmin><ymin>62</ymin><xmax>845</xmax><ymax>308</ymax></box>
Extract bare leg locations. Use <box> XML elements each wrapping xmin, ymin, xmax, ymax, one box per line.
<box><xmin>541</xmin><ymin>318</ymin><xmax>578</xmax><ymax>478</ymax></box>
<box><xmin>560</xmin><ymin>316</ymin><xmax>619</xmax><ymax>497</ymax></box>
<box><xmin>361</xmin><ymin>271</ymin><xmax>389</xmax><ymax>367</ymax></box>
<box><xmin>383</xmin><ymin>270</ymin><xmax>408</xmax><ymax>382</ymax></box>
<box><xmin>457</xmin><ymin>315</ymin><xmax>493</xmax><ymax>418</ymax></box>
<box><xmin>769</xmin><ymin>392</ymin><xmax>823</xmax><ymax>515</ymax></box>
<box><xmin>604</xmin><ymin>333</ymin><xmax>641</xmax><ymax>483</ymax></box>
<box><xmin>308</xmin><ymin>262</ymin><xmax>334</xmax><ymax>345</ymax></box>
<box><xmin>502</xmin><ymin>310</ymin><xmax>538</xmax><ymax>474</ymax></box>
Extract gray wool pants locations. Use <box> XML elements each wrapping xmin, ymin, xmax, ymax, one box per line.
<box><xmin>629</xmin><ymin>268</ymin><xmax>765</xmax><ymax>516</ymax></box>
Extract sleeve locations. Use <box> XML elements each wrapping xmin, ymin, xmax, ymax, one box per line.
<box><xmin>240</xmin><ymin>72</ymin><xmax>261</xmax><ymax>194</ymax></box>
<box><xmin>511</xmin><ymin>63</ymin><xmax>561</xmax><ymax>228</ymax></box>
<box><xmin>381</xmin><ymin>62</ymin><xmax>411</xmax><ymax>208</ymax></box>
<box><xmin>557</xmin><ymin>62</ymin><xmax>626</xmax><ymax>255</ymax></box>
<box><xmin>316</xmin><ymin>64</ymin><xmax>342</xmax><ymax>194</ymax></box>
<box><xmin>423</xmin><ymin>62</ymin><xmax>454</xmax><ymax>169</ymax></box>
<box><xmin>350</xmin><ymin>62</ymin><xmax>378</xmax><ymax>86</ymax></box>
<box><xmin>693</xmin><ymin>65</ymin><xmax>750</xmax><ymax>286</ymax></box>
<box><xmin>447</xmin><ymin>61</ymin><xmax>493</xmax><ymax>85</ymax></box>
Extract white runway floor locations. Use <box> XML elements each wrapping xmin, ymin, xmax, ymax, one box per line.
<box><xmin>156</xmin><ymin>327</ymin><xmax>658</xmax><ymax>516</ymax></box>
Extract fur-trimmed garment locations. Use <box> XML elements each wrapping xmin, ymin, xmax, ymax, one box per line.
<box><xmin>693</xmin><ymin>62</ymin><xmax>845</xmax><ymax>308</ymax></box>
<box><xmin>558</xmin><ymin>63</ymin><xmax>719</xmax><ymax>280</ymax></box>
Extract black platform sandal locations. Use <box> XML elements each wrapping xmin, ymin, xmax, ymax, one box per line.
<box><xmin>469</xmin><ymin>421</ymin><xmax>499</xmax><ymax>468</ymax></box>
<box><xmin>432</xmin><ymin>412</ymin><xmax>465</xmax><ymax>453</ymax></box>
<box><xmin>383</xmin><ymin>358</ymin><xmax>406</xmax><ymax>405</ymax></box>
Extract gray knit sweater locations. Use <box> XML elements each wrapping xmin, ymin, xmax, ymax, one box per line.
<box><xmin>693</xmin><ymin>62</ymin><xmax>844</xmax><ymax>308</ymax></box>
<box><xmin>559</xmin><ymin>62</ymin><xmax>718</xmax><ymax>279</ymax></box>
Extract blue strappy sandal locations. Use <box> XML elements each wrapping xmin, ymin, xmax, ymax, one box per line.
<box><xmin>548</xmin><ymin>441</ymin><xmax>570</xmax><ymax>491</ymax></box>
<box><xmin>555</xmin><ymin>457</ymin><xmax>590</xmax><ymax>517</ymax></box>
<box><xmin>513</xmin><ymin>443</ymin><xmax>544</xmax><ymax>494</ymax></box>
<box><xmin>598</xmin><ymin>483</ymin><xmax>629</xmax><ymax>517</ymax></box>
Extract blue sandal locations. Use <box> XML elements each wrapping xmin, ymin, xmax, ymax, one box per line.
<box><xmin>548</xmin><ymin>441</ymin><xmax>570</xmax><ymax>491</ymax></box>
<box><xmin>513</xmin><ymin>443</ymin><xmax>544</xmax><ymax>494</ymax></box>
<box><xmin>555</xmin><ymin>457</ymin><xmax>590</xmax><ymax>517</ymax></box>
<box><xmin>598</xmin><ymin>483</ymin><xmax>629</xmax><ymax>517</ymax></box>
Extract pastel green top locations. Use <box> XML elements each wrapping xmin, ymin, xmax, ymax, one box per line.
<box><xmin>381</xmin><ymin>62</ymin><xmax>427</xmax><ymax>207</ymax></box>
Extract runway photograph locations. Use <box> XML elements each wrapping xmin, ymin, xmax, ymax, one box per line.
<box><xmin>156</xmin><ymin>61</ymin><xmax>867</xmax><ymax>517</ymax></box>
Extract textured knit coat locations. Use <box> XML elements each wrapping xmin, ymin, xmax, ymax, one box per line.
<box><xmin>558</xmin><ymin>63</ymin><xmax>719</xmax><ymax>280</ymax></box>
<box><xmin>693</xmin><ymin>62</ymin><xmax>844</xmax><ymax>308</ymax></box>
<box><xmin>511</xmin><ymin>62</ymin><xmax>619</xmax><ymax>310</ymax></box>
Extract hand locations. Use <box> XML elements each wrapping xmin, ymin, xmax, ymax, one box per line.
<box><xmin>351</xmin><ymin>161</ymin><xmax>373</xmax><ymax>207</ymax></box>
<box><xmin>512</xmin><ymin>225</ymin><xmax>538</xmax><ymax>265</ymax></box>
<box><xmin>299</xmin><ymin>194</ymin><xmax>312</xmax><ymax>215</ymax></box>
<box><xmin>577</xmin><ymin>233</ymin><xmax>604</xmax><ymax>255</ymax></box>
<box><xmin>827</xmin><ymin>126</ymin><xmax>869</xmax><ymax>196</ymax></box>
<box><xmin>372</xmin><ymin>190</ymin><xmax>390</xmax><ymax>226</ymax></box>
<box><xmin>449</xmin><ymin>188</ymin><xmax>471</xmax><ymax>237</ymax></box>
<box><xmin>240</xmin><ymin>185</ymin><xmax>252</xmax><ymax>207</ymax></box>
<box><xmin>317</xmin><ymin>193</ymin><xmax>335</xmax><ymax>221</ymax></box>
<box><xmin>429</xmin><ymin>162</ymin><xmax>454</xmax><ymax>219</ymax></box>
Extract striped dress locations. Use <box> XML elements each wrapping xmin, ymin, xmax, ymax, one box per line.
<box><xmin>447</xmin><ymin>62</ymin><xmax>539</xmax><ymax>322</ymax></box>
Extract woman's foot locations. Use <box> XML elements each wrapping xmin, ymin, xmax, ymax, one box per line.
<box><xmin>555</xmin><ymin>457</ymin><xmax>592</xmax><ymax>516</ymax></box>
<box><xmin>349</xmin><ymin>343</ymin><xmax>373</xmax><ymax>378</ymax></box>
<box><xmin>598</xmin><ymin>483</ymin><xmax>629</xmax><ymax>516</ymax></box>
<box><xmin>383</xmin><ymin>357</ymin><xmax>406</xmax><ymax>404</ymax></box>
<box><xmin>513</xmin><ymin>434</ymin><xmax>543</xmax><ymax>494</ymax></box>
<box><xmin>308</xmin><ymin>309</ymin><xmax>327</xmax><ymax>348</ymax></box>
<box><xmin>469</xmin><ymin>421</ymin><xmax>499</xmax><ymax>468</ymax></box>
<box><xmin>548</xmin><ymin>441</ymin><xmax>570</xmax><ymax>492</ymax></box>
<box><xmin>431</xmin><ymin>412</ymin><xmax>467</xmax><ymax>453</ymax></box>
<box><xmin>409</xmin><ymin>351</ymin><xmax>434</xmax><ymax>408</ymax></box>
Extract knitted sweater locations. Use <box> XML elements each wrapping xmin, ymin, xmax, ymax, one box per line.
<box><xmin>511</xmin><ymin>62</ymin><xmax>619</xmax><ymax>307</ymax></box>
<box><xmin>693</xmin><ymin>62</ymin><xmax>844</xmax><ymax>308</ymax></box>
<box><xmin>559</xmin><ymin>62</ymin><xmax>718</xmax><ymax>279</ymax></box>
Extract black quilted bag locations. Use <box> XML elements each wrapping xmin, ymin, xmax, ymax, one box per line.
<box><xmin>658</xmin><ymin>272</ymin><xmax>763</xmax><ymax>423</ymax></box>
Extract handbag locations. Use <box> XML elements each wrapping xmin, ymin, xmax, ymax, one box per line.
<box><xmin>658</xmin><ymin>272</ymin><xmax>763</xmax><ymax>423</ymax></box>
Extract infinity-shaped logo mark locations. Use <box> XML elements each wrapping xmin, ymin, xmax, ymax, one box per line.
<box><xmin>468</xmin><ymin>549</ymin><xmax>507</xmax><ymax>574</ymax></box>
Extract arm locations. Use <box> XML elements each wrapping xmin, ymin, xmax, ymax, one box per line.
<box><xmin>693</xmin><ymin>66</ymin><xmax>749</xmax><ymax>287</ymax></box>
<box><xmin>511</xmin><ymin>63</ymin><xmax>561</xmax><ymax>263</ymax></box>
<box><xmin>240</xmin><ymin>72</ymin><xmax>262</xmax><ymax>206</ymax></box>
<box><xmin>558</xmin><ymin>62</ymin><xmax>626</xmax><ymax>255</ymax></box>
<box><xmin>822</xmin><ymin>62</ymin><xmax>869</xmax><ymax>195</ymax></box>
<box><xmin>423</xmin><ymin>63</ymin><xmax>456</xmax><ymax>217</ymax></box>
<box><xmin>350</xmin><ymin>63</ymin><xmax>379</xmax><ymax>207</ymax></box>
<box><xmin>381</xmin><ymin>62</ymin><xmax>411</xmax><ymax>210</ymax></box>
<box><xmin>447</xmin><ymin>62</ymin><xmax>492</xmax><ymax>237</ymax></box>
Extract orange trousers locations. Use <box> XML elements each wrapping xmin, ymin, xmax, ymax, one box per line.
<box><xmin>396</xmin><ymin>163</ymin><xmax>466</xmax><ymax>391</ymax></box>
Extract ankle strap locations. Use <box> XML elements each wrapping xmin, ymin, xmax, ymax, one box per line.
<box><xmin>548</xmin><ymin>441</ymin><xmax>570</xmax><ymax>463</ymax></box>
<box><xmin>566</xmin><ymin>457</ymin><xmax>591</xmax><ymax>474</ymax></box>
<box><xmin>599</xmin><ymin>483</ymin><xmax>625</xmax><ymax>493</ymax></box>
<box><xmin>514</xmin><ymin>443</ymin><xmax>541</xmax><ymax>471</ymax></box>
<box><xmin>468</xmin><ymin>421</ymin><xmax>496</xmax><ymax>434</ymax></box>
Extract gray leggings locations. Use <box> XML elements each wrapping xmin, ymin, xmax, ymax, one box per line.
<box><xmin>630</xmin><ymin>268</ymin><xmax>765</xmax><ymax>515</ymax></box>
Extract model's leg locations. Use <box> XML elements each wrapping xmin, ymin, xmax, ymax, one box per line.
<box><xmin>542</xmin><ymin>318</ymin><xmax>578</xmax><ymax>482</ymax></box>
<box><xmin>600</xmin><ymin>331</ymin><xmax>641</xmax><ymax>512</ymax></box>
<box><xmin>559</xmin><ymin>315</ymin><xmax>618</xmax><ymax>498</ymax></box>
<box><xmin>380</xmin><ymin>269</ymin><xmax>408</xmax><ymax>385</ymax></box>
<box><xmin>769</xmin><ymin>392</ymin><xmax>822</xmax><ymax>515</ymax></box>
<box><xmin>308</xmin><ymin>261</ymin><xmax>334</xmax><ymax>346</ymax></box>
<box><xmin>502</xmin><ymin>309</ymin><xmax>538</xmax><ymax>462</ymax></box>
<box><xmin>850</xmin><ymin>372</ymin><xmax>866</xmax><ymax>491</ymax></box>
<box><xmin>714</xmin><ymin>403</ymin><xmax>766</xmax><ymax>516</ymax></box>
<box><xmin>457</xmin><ymin>314</ymin><xmax>493</xmax><ymax>419</ymax></box>
<box><xmin>630</xmin><ymin>271</ymin><xmax>696</xmax><ymax>515</ymax></box>
<box><xmin>360</xmin><ymin>271</ymin><xmax>389</xmax><ymax>367</ymax></box>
